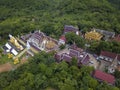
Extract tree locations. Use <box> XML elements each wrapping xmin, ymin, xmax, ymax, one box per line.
<box><xmin>59</xmin><ymin>44</ymin><xmax>65</xmax><ymax>50</ymax></box>
<box><xmin>41</xmin><ymin>23</ymin><xmax>55</xmax><ymax>36</ymax></box>
<box><xmin>82</xmin><ymin>76</ymin><xmax>98</xmax><ymax>89</ymax></box>
<box><xmin>65</xmin><ymin>32</ymin><xmax>85</xmax><ymax>48</ymax></box>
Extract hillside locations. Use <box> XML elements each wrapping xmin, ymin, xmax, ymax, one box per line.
<box><xmin>0</xmin><ymin>0</ymin><xmax>120</xmax><ymax>44</ymax></box>
<box><xmin>0</xmin><ymin>52</ymin><xmax>119</xmax><ymax>90</ymax></box>
<box><xmin>0</xmin><ymin>0</ymin><xmax>120</xmax><ymax>90</ymax></box>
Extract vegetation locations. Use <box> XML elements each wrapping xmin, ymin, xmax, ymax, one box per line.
<box><xmin>59</xmin><ymin>44</ymin><xmax>65</xmax><ymax>50</ymax></box>
<box><xmin>65</xmin><ymin>32</ymin><xmax>120</xmax><ymax>54</ymax></box>
<box><xmin>0</xmin><ymin>48</ymin><xmax>13</xmax><ymax>64</ymax></box>
<box><xmin>0</xmin><ymin>54</ymin><xmax>12</xmax><ymax>64</ymax></box>
<box><xmin>89</xmin><ymin>41</ymin><xmax>120</xmax><ymax>54</ymax></box>
<box><xmin>0</xmin><ymin>52</ymin><xmax>119</xmax><ymax>90</ymax></box>
<box><xmin>65</xmin><ymin>32</ymin><xmax>85</xmax><ymax>48</ymax></box>
<box><xmin>0</xmin><ymin>0</ymin><xmax>120</xmax><ymax>89</ymax></box>
<box><xmin>0</xmin><ymin>0</ymin><xmax>120</xmax><ymax>43</ymax></box>
<box><xmin>114</xmin><ymin>70</ymin><xmax>120</xmax><ymax>88</ymax></box>
<box><xmin>0</xmin><ymin>0</ymin><xmax>120</xmax><ymax>53</ymax></box>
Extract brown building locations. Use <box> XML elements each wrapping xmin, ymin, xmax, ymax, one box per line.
<box><xmin>93</xmin><ymin>70</ymin><xmax>115</xmax><ymax>85</ymax></box>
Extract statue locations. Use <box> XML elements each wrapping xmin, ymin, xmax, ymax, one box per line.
<box><xmin>9</xmin><ymin>34</ymin><xmax>23</xmax><ymax>50</ymax></box>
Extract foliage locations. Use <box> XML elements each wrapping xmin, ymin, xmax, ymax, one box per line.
<box><xmin>0</xmin><ymin>0</ymin><xmax>120</xmax><ymax>89</ymax></box>
<box><xmin>0</xmin><ymin>0</ymin><xmax>120</xmax><ymax>41</ymax></box>
<box><xmin>65</xmin><ymin>32</ymin><xmax>86</xmax><ymax>48</ymax></box>
<box><xmin>0</xmin><ymin>54</ymin><xmax>12</xmax><ymax>64</ymax></box>
<box><xmin>59</xmin><ymin>44</ymin><xmax>65</xmax><ymax>50</ymax></box>
<box><xmin>0</xmin><ymin>52</ymin><xmax>119</xmax><ymax>90</ymax></box>
<box><xmin>89</xmin><ymin>40</ymin><xmax>120</xmax><ymax>54</ymax></box>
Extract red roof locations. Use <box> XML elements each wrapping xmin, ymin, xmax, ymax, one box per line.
<box><xmin>93</xmin><ymin>70</ymin><xmax>115</xmax><ymax>84</ymax></box>
<box><xmin>59</xmin><ymin>35</ymin><xmax>66</xmax><ymax>42</ymax></box>
<box><xmin>100</xmin><ymin>51</ymin><xmax>117</xmax><ymax>59</ymax></box>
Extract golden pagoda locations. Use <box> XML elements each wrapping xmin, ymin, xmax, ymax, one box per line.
<box><xmin>85</xmin><ymin>30</ymin><xmax>103</xmax><ymax>40</ymax></box>
<box><xmin>9</xmin><ymin>34</ymin><xmax>23</xmax><ymax>50</ymax></box>
<box><xmin>46</xmin><ymin>40</ymin><xmax>56</xmax><ymax>50</ymax></box>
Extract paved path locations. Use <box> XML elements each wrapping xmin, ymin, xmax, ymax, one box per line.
<box><xmin>16</xmin><ymin>37</ymin><xmax>26</xmax><ymax>46</ymax></box>
<box><xmin>88</xmin><ymin>54</ymin><xmax>99</xmax><ymax>69</ymax></box>
<box><xmin>16</xmin><ymin>38</ymin><xmax>39</xmax><ymax>53</ymax></box>
<box><xmin>0</xmin><ymin>63</ymin><xmax>13</xmax><ymax>73</ymax></box>
<box><xmin>57</xmin><ymin>48</ymin><xmax>69</xmax><ymax>54</ymax></box>
<box><xmin>15</xmin><ymin>48</ymin><xmax>27</xmax><ymax>59</ymax></box>
<box><xmin>0</xmin><ymin>57</ymin><xmax>28</xmax><ymax>73</ymax></box>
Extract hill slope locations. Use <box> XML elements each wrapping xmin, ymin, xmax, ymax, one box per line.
<box><xmin>0</xmin><ymin>0</ymin><xmax>120</xmax><ymax>43</ymax></box>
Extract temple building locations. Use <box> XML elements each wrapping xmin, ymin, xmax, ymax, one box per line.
<box><xmin>64</xmin><ymin>25</ymin><xmax>79</xmax><ymax>35</ymax></box>
<box><xmin>55</xmin><ymin>47</ymin><xmax>90</xmax><ymax>66</ymax></box>
<box><xmin>21</xmin><ymin>30</ymin><xmax>59</xmax><ymax>53</ymax></box>
<box><xmin>85</xmin><ymin>30</ymin><xmax>103</xmax><ymax>41</ymax></box>
<box><xmin>2</xmin><ymin>35</ymin><xmax>24</xmax><ymax>56</ymax></box>
<box><xmin>92</xmin><ymin>28</ymin><xmax>115</xmax><ymax>40</ymax></box>
<box><xmin>58</xmin><ymin>35</ymin><xmax>66</xmax><ymax>45</ymax></box>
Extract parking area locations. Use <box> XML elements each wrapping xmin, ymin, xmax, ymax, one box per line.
<box><xmin>88</xmin><ymin>54</ymin><xmax>99</xmax><ymax>69</ymax></box>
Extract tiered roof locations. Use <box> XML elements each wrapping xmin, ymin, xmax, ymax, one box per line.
<box><xmin>85</xmin><ymin>30</ymin><xmax>103</xmax><ymax>40</ymax></box>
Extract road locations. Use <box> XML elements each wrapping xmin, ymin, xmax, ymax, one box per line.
<box><xmin>15</xmin><ymin>48</ymin><xmax>27</xmax><ymax>59</ymax></box>
<box><xmin>0</xmin><ymin>63</ymin><xmax>13</xmax><ymax>73</ymax></box>
<box><xmin>0</xmin><ymin>57</ymin><xmax>28</xmax><ymax>73</ymax></box>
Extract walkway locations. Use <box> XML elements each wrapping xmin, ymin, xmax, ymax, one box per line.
<box><xmin>16</xmin><ymin>37</ymin><xmax>39</xmax><ymax>53</ymax></box>
<box><xmin>0</xmin><ymin>63</ymin><xmax>13</xmax><ymax>73</ymax></box>
<box><xmin>15</xmin><ymin>48</ymin><xmax>27</xmax><ymax>59</ymax></box>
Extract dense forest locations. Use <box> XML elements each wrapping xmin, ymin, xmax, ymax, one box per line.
<box><xmin>0</xmin><ymin>0</ymin><xmax>120</xmax><ymax>90</ymax></box>
<box><xmin>0</xmin><ymin>0</ymin><xmax>120</xmax><ymax>43</ymax></box>
<box><xmin>0</xmin><ymin>52</ymin><xmax>119</xmax><ymax>90</ymax></box>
